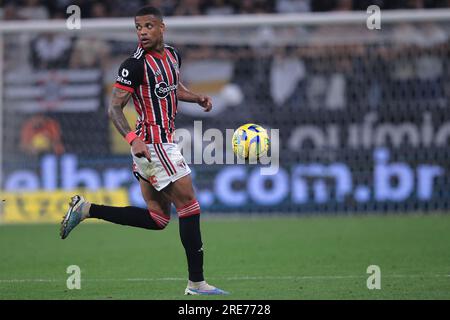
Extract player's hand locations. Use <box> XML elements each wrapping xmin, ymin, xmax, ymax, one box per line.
<box><xmin>131</xmin><ymin>138</ymin><xmax>151</xmax><ymax>162</ymax></box>
<box><xmin>197</xmin><ymin>95</ymin><xmax>212</xmax><ymax>112</ymax></box>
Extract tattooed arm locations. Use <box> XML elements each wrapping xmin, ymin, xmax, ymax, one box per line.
<box><xmin>108</xmin><ymin>87</ymin><xmax>133</xmax><ymax>136</ymax></box>
<box><xmin>108</xmin><ymin>87</ymin><xmax>151</xmax><ymax>161</ymax></box>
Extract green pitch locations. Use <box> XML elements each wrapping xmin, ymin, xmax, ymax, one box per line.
<box><xmin>0</xmin><ymin>214</ymin><xmax>449</xmax><ymax>299</ymax></box>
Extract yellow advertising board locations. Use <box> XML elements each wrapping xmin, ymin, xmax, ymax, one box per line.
<box><xmin>0</xmin><ymin>189</ymin><xmax>129</xmax><ymax>224</ymax></box>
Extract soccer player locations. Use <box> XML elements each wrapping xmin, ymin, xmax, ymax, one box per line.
<box><xmin>60</xmin><ymin>6</ymin><xmax>228</xmax><ymax>296</ymax></box>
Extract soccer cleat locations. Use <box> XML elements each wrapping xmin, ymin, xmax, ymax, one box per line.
<box><xmin>184</xmin><ymin>283</ymin><xmax>229</xmax><ymax>296</ymax></box>
<box><xmin>60</xmin><ymin>195</ymin><xmax>86</xmax><ymax>240</ymax></box>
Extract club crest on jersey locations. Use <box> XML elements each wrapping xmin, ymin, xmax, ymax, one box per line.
<box><xmin>155</xmin><ymin>81</ymin><xmax>177</xmax><ymax>99</ymax></box>
<box><xmin>154</xmin><ymin>69</ymin><xmax>162</xmax><ymax>77</ymax></box>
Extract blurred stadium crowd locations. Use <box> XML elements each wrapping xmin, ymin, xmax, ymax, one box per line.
<box><xmin>2</xmin><ymin>0</ymin><xmax>449</xmax><ymax>157</ymax></box>
<box><xmin>1</xmin><ymin>0</ymin><xmax>450</xmax><ymax>213</ymax></box>
<box><xmin>1</xmin><ymin>0</ymin><xmax>450</xmax><ymax>20</ymax></box>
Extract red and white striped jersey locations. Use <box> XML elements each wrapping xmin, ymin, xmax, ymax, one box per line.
<box><xmin>114</xmin><ymin>44</ymin><xmax>181</xmax><ymax>143</ymax></box>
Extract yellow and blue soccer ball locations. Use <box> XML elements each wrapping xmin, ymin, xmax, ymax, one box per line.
<box><xmin>232</xmin><ymin>123</ymin><xmax>270</xmax><ymax>161</ymax></box>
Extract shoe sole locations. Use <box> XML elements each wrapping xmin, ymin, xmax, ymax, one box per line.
<box><xmin>184</xmin><ymin>288</ymin><xmax>229</xmax><ymax>295</ymax></box>
<box><xmin>60</xmin><ymin>195</ymin><xmax>82</xmax><ymax>240</ymax></box>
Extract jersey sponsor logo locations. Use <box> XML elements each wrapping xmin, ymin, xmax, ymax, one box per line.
<box><xmin>154</xmin><ymin>81</ymin><xmax>177</xmax><ymax>99</ymax></box>
<box><xmin>121</xmin><ymin>68</ymin><xmax>129</xmax><ymax>77</ymax></box>
<box><xmin>116</xmin><ymin>76</ymin><xmax>132</xmax><ymax>86</ymax></box>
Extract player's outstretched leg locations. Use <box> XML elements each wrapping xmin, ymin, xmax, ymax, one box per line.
<box><xmin>60</xmin><ymin>181</ymin><xmax>171</xmax><ymax>239</ymax></box>
<box><xmin>165</xmin><ymin>175</ymin><xmax>229</xmax><ymax>295</ymax></box>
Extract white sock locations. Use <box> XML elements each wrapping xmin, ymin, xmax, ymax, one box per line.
<box><xmin>188</xmin><ymin>280</ymin><xmax>215</xmax><ymax>290</ymax></box>
<box><xmin>80</xmin><ymin>202</ymin><xmax>91</xmax><ymax>220</ymax></box>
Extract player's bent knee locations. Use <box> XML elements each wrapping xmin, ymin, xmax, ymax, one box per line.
<box><xmin>149</xmin><ymin>210</ymin><xmax>171</xmax><ymax>230</ymax></box>
<box><xmin>176</xmin><ymin>199</ymin><xmax>201</xmax><ymax>219</ymax></box>
<box><xmin>173</xmin><ymin>190</ymin><xmax>196</xmax><ymax>208</ymax></box>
